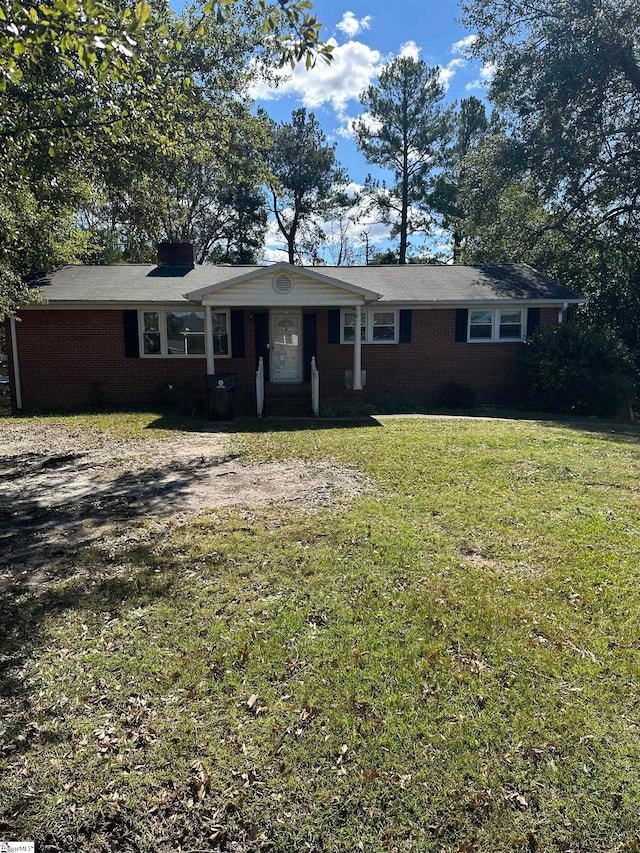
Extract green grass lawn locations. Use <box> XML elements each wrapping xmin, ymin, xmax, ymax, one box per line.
<box><xmin>2</xmin><ymin>412</ymin><xmax>640</xmax><ymax>852</ymax></box>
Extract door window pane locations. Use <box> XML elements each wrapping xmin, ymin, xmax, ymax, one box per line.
<box><xmin>272</xmin><ymin>315</ymin><xmax>300</xmax><ymax>381</ymax></box>
<box><xmin>166</xmin><ymin>311</ymin><xmax>205</xmax><ymax>355</ymax></box>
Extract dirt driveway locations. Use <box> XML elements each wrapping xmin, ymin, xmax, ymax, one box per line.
<box><xmin>0</xmin><ymin>421</ymin><xmax>366</xmax><ymax>582</ymax></box>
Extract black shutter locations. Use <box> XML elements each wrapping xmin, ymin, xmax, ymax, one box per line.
<box><xmin>526</xmin><ymin>307</ymin><xmax>540</xmax><ymax>338</ymax></box>
<box><xmin>254</xmin><ymin>312</ymin><xmax>270</xmax><ymax>382</ymax></box>
<box><xmin>230</xmin><ymin>310</ymin><xmax>245</xmax><ymax>358</ymax></box>
<box><xmin>399</xmin><ymin>309</ymin><xmax>412</xmax><ymax>343</ymax></box>
<box><xmin>303</xmin><ymin>313</ymin><xmax>317</xmax><ymax>381</ymax></box>
<box><xmin>455</xmin><ymin>308</ymin><xmax>468</xmax><ymax>342</ymax></box>
<box><xmin>123</xmin><ymin>310</ymin><xmax>139</xmax><ymax>358</ymax></box>
<box><xmin>328</xmin><ymin>309</ymin><xmax>340</xmax><ymax>343</ymax></box>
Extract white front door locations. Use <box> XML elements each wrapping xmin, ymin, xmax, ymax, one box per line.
<box><xmin>270</xmin><ymin>312</ymin><xmax>302</xmax><ymax>383</ymax></box>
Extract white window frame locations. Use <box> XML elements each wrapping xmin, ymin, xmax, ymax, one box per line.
<box><xmin>467</xmin><ymin>307</ymin><xmax>527</xmax><ymax>343</ymax></box>
<box><xmin>340</xmin><ymin>308</ymin><xmax>399</xmax><ymax>344</ymax></box>
<box><xmin>209</xmin><ymin>310</ymin><xmax>232</xmax><ymax>359</ymax></box>
<box><xmin>138</xmin><ymin>308</ymin><xmax>231</xmax><ymax>358</ymax></box>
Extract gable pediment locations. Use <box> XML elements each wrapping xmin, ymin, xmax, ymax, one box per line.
<box><xmin>185</xmin><ymin>262</ymin><xmax>380</xmax><ymax>307</ymax></box>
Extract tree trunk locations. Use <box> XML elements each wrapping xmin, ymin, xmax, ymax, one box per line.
<box><xmin>399</xmin><ymin>86</ymin><xmax>409</xmax><ymax>264</ymax></box>
<box><xmin>399</xmin><ymin>174</ymin><xmax>409</xmax><ymax>264</ymax></box>
<box><xmin>453</xmin><ymin>230</ymin><xmax>462</xmax><ymax>264</ymax></box>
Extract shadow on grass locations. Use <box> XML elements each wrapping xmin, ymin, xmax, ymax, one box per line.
<box><xmin>5</xmin><ymin>401</ymin><xmax>637</xmax><ymax>446</ymax></box>
<box><xmin>0</xmin><ymin>542</ymin><xmax>174</xmax><ymax>788</ymax></box>
<box><xmin>145</xmin><ymin>411</ymin><xmax>383</xmax><ymax>434</ymax></box>
<box><xmin>0</xmin><ymin>450</ymin><xmax>235</xmax><ymax>575</ymax></box>
<box><xmin>142</xmin><ymin>403</ymin><xmax>638</xmax><ymax>443</ymax></box>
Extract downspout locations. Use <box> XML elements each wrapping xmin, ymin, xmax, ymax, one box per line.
<box><xmin>9</xmin><ymin>317</ymin><xmax>22</xmax><ymax>410</ymax></box>
<box><xmin>558</xmin><ymin>302</ymin><xmax>568</xmax><ymax>324</ymax></box>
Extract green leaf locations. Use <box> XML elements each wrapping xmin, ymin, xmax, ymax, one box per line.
<box><xmin>133</xmin><ymin>0</ymin><xmax>152</xmax><ymax>30</ymax></box>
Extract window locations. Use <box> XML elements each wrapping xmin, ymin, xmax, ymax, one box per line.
<box><xmin>468</xmin><ymin>308</ymin><xmax>525</xmax><ymax>342</ymax></box>
<box><xmin>469</xmin><ymin>310</ymin><xmax>493</xmax><ymax>340</ymax></box>
<box><xmin>211</xmin><ymin>311</ymin><xmax>230</xmax><ymax>356</ymax></box>
<box><xmin>370</xmin><ymin>311</ymin><xmax>397</xmax><ymax>342</ymax></box>
<box><xmin>143</xmin><ymin>311</ymin><xmax>161</xmax><ymax>355</ymax></box>
<box><xmin>139</xmin><ymin>309</ymin><xmax>231</xmax><ymax>358</ymax></box>
<box><xmin>342</xmin><ymin>311</ymin><xmax>366</xmax><ymax>343</ymax></box>
<box><xmin>341</xmin><ymin>309</ymin><xmax>398</xmax><ymax>344</ymax></box>
<box><xmin>498</xmin><ymin>309</ymin><xmax>523</xmax><ymax>340</ymax></box>
<box><xmin>166</xmin><ymin>311</ymin><xmax>205</xmax><ymax>356</ymax></box>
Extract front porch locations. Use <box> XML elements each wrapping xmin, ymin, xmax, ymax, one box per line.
<box><xmin>187</xmin><ymin>263</ymin><xmax>377</xmax><ymax>418</ymax></box>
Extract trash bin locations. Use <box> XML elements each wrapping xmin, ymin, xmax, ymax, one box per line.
<box><xmin>205</xmin><ymin>372</ymin><xmax>237</xmax><ymax>419</ymax></box>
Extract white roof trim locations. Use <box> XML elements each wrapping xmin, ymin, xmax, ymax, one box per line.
<box><xmin>21</xmin><ymin>296</ymin><xmax>585</xmax><ymax>311</ymax></box>
<box><xmin>374</xmin><ymin>297</ymin><xmax>586</xmax><ymax>307</ymax></box>
<box><xmin>184</xmin><ymin>261</ymin><xmax>381</xmax><ymax>303</ymax></box>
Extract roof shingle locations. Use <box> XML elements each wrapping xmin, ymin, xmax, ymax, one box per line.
<box><xmin>33</xmin><ymin>262</ymin><xmax>584</xmax><ymax>305</ymax></box>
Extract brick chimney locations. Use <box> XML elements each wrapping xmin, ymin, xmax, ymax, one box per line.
<box><xmin>157</xmin><ymin>241</ymin><xmax>195</xmax><ymax>267</ymax></box>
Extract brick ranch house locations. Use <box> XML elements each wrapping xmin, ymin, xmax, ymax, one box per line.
<box><xmin>6</xmin><ymin>242</ymin><xmax>584</xmax><ymax>416</ymax></box>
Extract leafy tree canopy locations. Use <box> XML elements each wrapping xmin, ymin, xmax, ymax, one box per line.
<box><xmin>430</xmin><ymin>96</ymin><xmax>501</xmax><ymax>261</ymax></box>
<box><xmin>461</xmin><ymin>0</ymin><xmax>640</xmax><ymax>237</ymax></box>
<box><xmin>0</xmin><ymin>0</ymin><xmax>333</xmax><ymax>318</ymax></box>
<box><xmin>267</xmin><ymin>107</ymin><xmax>347</xmax><ymax>264</ymax></box>
<box><xmin>355</xmin><ymin>56</ymin><xmax>452</xmax><ymax>264</ymax></box>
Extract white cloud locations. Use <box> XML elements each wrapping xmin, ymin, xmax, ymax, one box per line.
<box><xmin>262</xmin><ymin>245</ymin><xmax>288</xmax><ymax>263</ymax></box>
<box><xmin>399</xmin><ymin>40</ymin><xmax>421</xmax><ymax>61</ymax></box>
<box><xmin>250</xmin><ymin>38</ymin><xmax>383</xmax><ymax>116</ymax></box>
<box><xmin>336</xmin><ymin>110</ymin><xmax>383</xmax><ymax>139</ymax></box>
<box><xmin>336</xmin><ymin>11</ymin><xmax>372</xmax><ymax>38</ymax></box>
<box><xmin>438</xmin><ymin>57</ymin><xmax>465</xmax><ymax>90</ymax></box>
<box><xmin>465</xmin><ymin>61</ymin><xmax>496</xmax><ymax>90</ymax></box>
<box><xmin>452</xmin><ymin>34</ymin><xmax>477</xmax><ymax>55</ymax></box>
<box><xmin>481</xmin><ymin>62</ymin><xmax>496</xmax><ymax>81</ymax></box>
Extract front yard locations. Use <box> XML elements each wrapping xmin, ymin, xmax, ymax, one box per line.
<box><xmin>1</xmin><ymin>411</ymin><xmax>639</xmax><ymax>852</ymax></box>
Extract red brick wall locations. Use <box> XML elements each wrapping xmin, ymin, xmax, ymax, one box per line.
<box><xmin>11</xmin><ymin>306</ymin><xmax>560</xmax><ymax>411</ymax></box>
<box><xmin>315</xmin><ymin>307</ymin><xmax>559</xmax><ymax>406</ymax></box>
<box><xmin>13</xmin><ymin>310</ymin><xmax>257</xmax><ymax>411</ymax></box>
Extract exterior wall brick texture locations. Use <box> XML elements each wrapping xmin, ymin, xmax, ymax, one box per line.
<box><xmin>11</xmin><ymin>306</ymin><xmax>559</xmax><ymax>411</ymax></box>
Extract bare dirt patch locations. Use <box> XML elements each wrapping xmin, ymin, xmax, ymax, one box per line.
<box><xmin>0</xmin><ymin>421</ymin><xmax>368</xmax><ymax>579</ymax></box>
<box><xmin>459</xmin><ymin>545</ymin><xmax>541</xmax><ymax>575</ymax></box>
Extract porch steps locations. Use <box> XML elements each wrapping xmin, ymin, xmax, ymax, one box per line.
<box><xmin>264</xmin><ymin>382</ymin><xmax>312</xmax><ymax>418</ymax></box>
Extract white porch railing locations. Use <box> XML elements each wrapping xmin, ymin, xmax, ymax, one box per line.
<box><xmin>311</xmin><ymin>356</ymin><xmax>320</xmax><ymax>417</ymax></box>
<box><xmin>256</xmin><ymin>356</ymin><xmax>264</xmax><ymax>417</ymax></box>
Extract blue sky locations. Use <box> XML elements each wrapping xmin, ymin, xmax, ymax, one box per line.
<box><xmin>252</xmin><ymin>0</ymin><xmax>490</xmax><ymax>186</ymax></box>
<box><xmin>247</xmin><ymin>1</ymin><xmax>493</xmax><ymax>261</ymax></box>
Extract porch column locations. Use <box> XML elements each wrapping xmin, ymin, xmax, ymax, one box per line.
<box><xmin>205</xmin><ymin>305</ymin><xmax>215</xmax><ymax>375</ymax></box>
<box><xmin>353</xmin><ymin>303</ymin><xmax>363</xmax><ymax>390</ymax></box>
<box><xmin>9</xmin><ymin>317</ymin><xmax>22</xmax><ymax>410</ymax></box>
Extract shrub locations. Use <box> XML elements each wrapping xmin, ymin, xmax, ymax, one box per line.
<box><xmin>437</xmin><ymin>380</ymin><xmax>476</xmax><ymax>409</ymax></box>
<box><xmin>523</xmin><ymin>321</ymin><xmax>637</xmax><ymax>417</ymax></box>
<box><xmin>158</xmin><ymin>381</ymin><xmax>201</xmax><ymax>415</ymax></box>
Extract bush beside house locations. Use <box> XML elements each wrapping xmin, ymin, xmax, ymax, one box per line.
<box><xmin>523</xmin><ymin>321</ymin><xmax>637</xmax><ymax>417</ymax></box>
